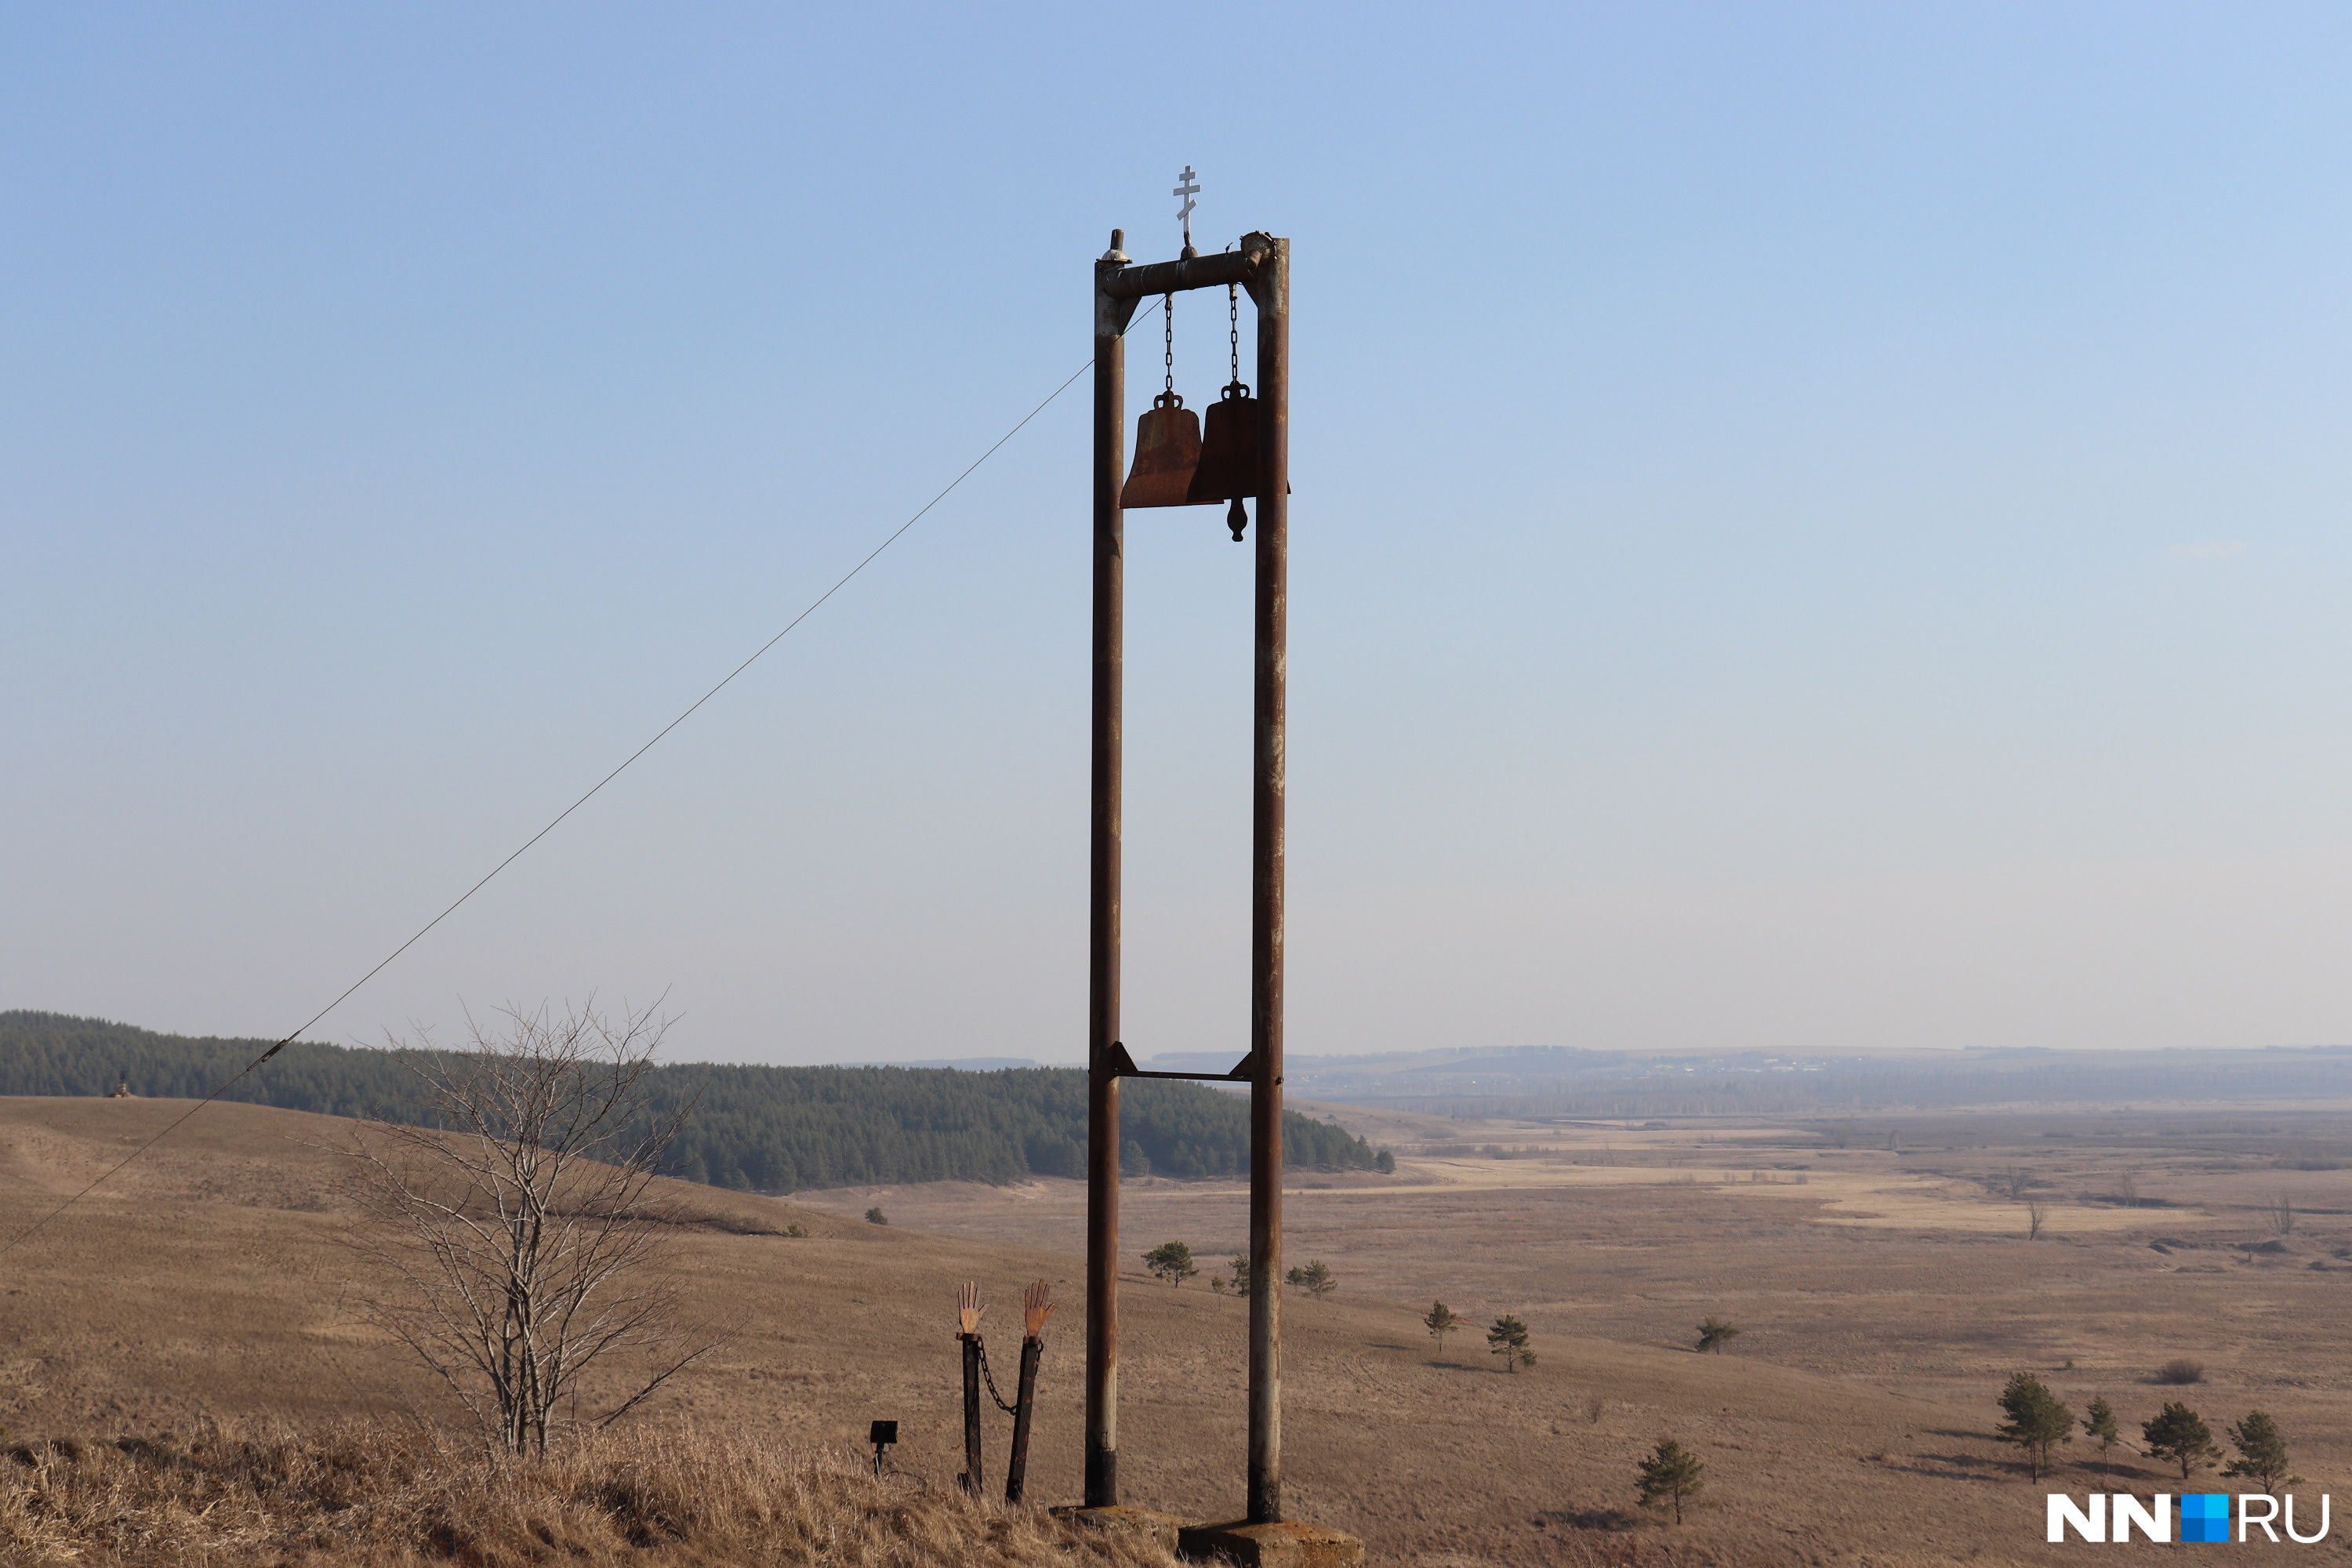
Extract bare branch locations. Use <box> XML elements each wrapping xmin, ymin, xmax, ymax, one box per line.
<box><xmin>333</xmin><ymin>998</ymin><xmax>722</xmax><ymax>1454</ymax></box>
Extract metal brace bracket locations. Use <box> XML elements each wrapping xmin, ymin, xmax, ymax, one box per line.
<box><xmin>1108</xmin><ymin>1040</ymin><xmax>1253</xmax><ymax>1081</ymax></box>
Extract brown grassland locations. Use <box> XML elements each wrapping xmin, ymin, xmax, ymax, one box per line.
<box><xmin>5</xmin><ymin>1094</ymin><xmax>2352</xmax><ymax>1565</ymax></box>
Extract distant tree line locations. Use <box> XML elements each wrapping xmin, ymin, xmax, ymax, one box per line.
<box><xmin>0</xmin><ymin>1011</ymin><xmax>1386</xmax><ymax>1192</ymax></box>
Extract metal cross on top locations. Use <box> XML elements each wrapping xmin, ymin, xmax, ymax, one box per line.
<box><xmin>1174</xmin><ymin>165</ymin><xmax>1200</xmax><ymax>252</ymax></box>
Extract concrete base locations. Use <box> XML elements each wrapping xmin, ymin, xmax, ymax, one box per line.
<box><xmin>1178</xmin><ymin>1519</ymin><xmax>1367</xmax><ymax>1567</ymax></box>
<box><xmin>1048</xmin><ymin>1504</ymin><xmax>1189</xmax><ymax>1555</ymax></box>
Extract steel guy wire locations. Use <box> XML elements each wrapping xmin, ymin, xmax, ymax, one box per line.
<box><xmin>0</xmin><ymin>299</ymin><xmax>1169</xmax><ymax>1264</ymax></box>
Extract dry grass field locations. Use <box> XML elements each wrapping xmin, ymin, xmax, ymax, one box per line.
<box><xmin>0</xmin><ymin>1422</ymin><xmax>1182</xmax><ymax>1567</ymax></box>
<box><xmin>6</xmin><ymin>1094</ymin><xmax>2352</xmax><ymax>1564</ymax></box>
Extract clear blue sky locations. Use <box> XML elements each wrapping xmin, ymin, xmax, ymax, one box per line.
<box><xmin>5</xmin><ymin>4</ymin><xmax>2347</xmax><ymax>1064</ymax></box>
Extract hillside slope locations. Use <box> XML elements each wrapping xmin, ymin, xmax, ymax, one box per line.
<box><xmin>0</xmin><ymin>1095</ymin><xmax>2122</xmax><ymax>1566</ymax></box>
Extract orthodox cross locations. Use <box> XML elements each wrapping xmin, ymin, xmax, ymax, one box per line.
<box><xmin>1174</xmin><ymin>165</ymin><xmax>1200</xmax><ymax>252</ymax></box>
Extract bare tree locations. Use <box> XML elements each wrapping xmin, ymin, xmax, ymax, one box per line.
<box><xmin>2266</xmin><ymin>1194</ymin><xmax>2296</xmax><ymax>1236</ymax></box>
<box><xmin>2000</xmin><ymin>1165</ymin><xmax>2031</xmax><ymax>1200</ymax></box>
<box><xmin>339</xmin><ymin>1001</ymin><xmax>717</xmax><ymax>1455</ymax></box>
<box><xmin>2027</xmin><ymin>1200</ymin><xmax>2048</xmax><ymax>1240</ymax></box>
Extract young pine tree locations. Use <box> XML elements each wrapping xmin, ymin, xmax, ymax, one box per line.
<box><xmin>2141</xmin><ymin>1402</ymin><xmax>2220</xmax><ymax>1482</ymax></box>
<box><xmin>1424</xmin><ymin>1301</ymin><xmax>1460</xmax><ymax>1357</ymax></box>
<box><xmin>1635</xmin><ymin>1439</ymin><xmax>1706</xmax><ymax>1523</ymax></box>
<box><xmin>2082</xmin><ymin>1396</ymin><xmax>2122</xmax><ymax>1478</ymax></box>
<box><xmin>1486</xmin><ymin>1315</ymin><xmax>1535</xmax><ymax>1373</ymax></box>
<box><xmin>1995</xmin><ymin>1372</ymin><xmax>2074</xmax><ymax>1482</ymax></box>
<box><xmin>1695</xmin><ymin>1316</ymin><xmax>1741</xmax><ymax>1355</ymax></box>
<box><xmin>2222</xmin><ymin>1410</ymin><xmax>2299</xmax><ymax>1494</ymax></box>
<box><xmin>1142</xmin><ymin>1240</ymin><xmax>1198</xmax><ymax>1287</ymax></box>
<box><xmin>1285</xmin><ymin>1260</ymin><xmax>1337</xmax><ymax>1299</ymax></box>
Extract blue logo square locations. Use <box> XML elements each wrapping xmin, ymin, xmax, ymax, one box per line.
<box><xmin>2182</xmin><ymin>1494</ymin><xmax>2230</xmax><ymax>1543</ymax></box>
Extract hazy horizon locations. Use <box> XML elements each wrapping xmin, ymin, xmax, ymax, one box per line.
<box><xmin>11</xmin><ymin>1009</ymin><xmax>2349</xmax><ymax>1074</ymax></box>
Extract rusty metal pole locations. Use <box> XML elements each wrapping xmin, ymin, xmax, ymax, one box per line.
<box><xmin>1243</xmin><ymin>234</ymin><xmax>1290</xmax><ymax>1526</ymax></box>
<box><xmin>1086</xmin><ymin>229</ymin><xmax>1132</xmax><ymax>1510</ymax></box>
<box><xmin>1005</xmin><ymin>1333</ymin><xmax>1044</xmax><ymax>1503</ymax></box>
<box><xmin>961</xmin><ymin>1333</ymin><xmax>984</xmax><ymax>1494</ymax></box>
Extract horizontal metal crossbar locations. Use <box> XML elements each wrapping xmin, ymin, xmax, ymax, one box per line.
<box><xmin>1101</xmin><ymin>241</ymin><xmax>1269</xmax><ymax>301</ymax></box>
<box><xmin>1104</xmin><ymin>1040</ymin><xmax>1253</xmax><ymax>1081</ymax></box>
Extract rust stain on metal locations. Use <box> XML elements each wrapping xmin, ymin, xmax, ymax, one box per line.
<box><xmin>1088</xmin><ymin>230</ymin><xmax>1128</xmax><ymax>1510</ymax></box>
<box><xmin>1120</xmin><ymin>394</ymin><xmax>1203</xmax><ymax>509</ymax></box>
<box><xmin>1245</xmin><ymin>234</ymin><xmax>1291</xmax><ymax>1527</ymax></box>
<box><xmin>1102</xmin><ymin>242</ymin><xmax>1267</xmax><ymax>301</ymax></box>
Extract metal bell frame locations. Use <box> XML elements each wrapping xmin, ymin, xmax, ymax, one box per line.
<box><xmin>1087</xmin><ymin>227</ymin><xmax>1291</xmax><ymax>1527</ymax></box>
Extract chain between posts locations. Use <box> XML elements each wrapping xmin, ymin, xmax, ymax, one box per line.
<box><xmin>975</xmin><ymin>1338</ymin><xmax>1022</xmax><ymax>1414</ymax></box>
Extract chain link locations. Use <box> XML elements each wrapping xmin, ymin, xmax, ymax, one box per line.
<box><xmin>1163</xmin><ymin>293</ymin><xmax>1175</xmax><ymax>397</ymax></box>
<box><xmin>975</xmin><ymin>1338</ymin><xmax>1022</xmax><ymax>1415</ymax></box>
<box><xmin>1229</xmin><ymin>284</ymin><xmax>1240</xmax><ymax>386</ymax></box>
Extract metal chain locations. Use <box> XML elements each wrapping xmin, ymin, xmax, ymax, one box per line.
<box><xmin>1229</xmin><ymin>284</ymin><xmax>1240</xmax><ymax>386</ymax></box>
<box><xmin>975</xmin><ymin>1338</ymin><xmax>1022</xmax><ymax>1415</ymax></box>
<box><xmin>1163</xmin><ymin>293</ymin><xmax>1175</xmax><ymax>397</ymax></box>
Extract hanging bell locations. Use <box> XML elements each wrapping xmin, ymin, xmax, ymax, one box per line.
<box><xmin>1186</xmin><ymin>380</ymin><xmax>1286</xmax><ymax>541</ymax></box>
<box><xmin>1120</xmin><ymin>390</ymin><xmax>1203</xmax><ymax>510</ymax></box>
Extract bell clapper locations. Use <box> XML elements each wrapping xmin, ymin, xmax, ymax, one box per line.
<box><xmin>1228</xmin><ymin>497</ymin><xmax>1248</xmax><ymax>542</ymax></box>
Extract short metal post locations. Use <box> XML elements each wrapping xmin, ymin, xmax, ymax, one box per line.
<box><xmin>960</xmin><ymin>1334</ymin><xmax>984</xmax><ymax>1494</ymax></box>
<box><xmin>1006</xmin><ymin>1334</ymin><xmax>1044</xmax><ymax>1503</ymax></box>
<box><xmin>1244</xmin><ymin>236</ymin><xmax>1290</xmax><ymax>1526</ymax></box>
<box><xmin>1085</xmin><ymin>231</ymin><xmax>1130</xmax><ymax>1510</ymax></box>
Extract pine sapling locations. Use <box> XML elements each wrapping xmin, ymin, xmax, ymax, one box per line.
<box><xmin>2142</xmin><ymin>1402</ymin><xmax>2220</xmax><ymax>1482</ymax></box>
<box><xmin>1995</xmin><ymin>1372</ymin><xmax>2074</xmax><ymax>1482</ymax></box>
<box><xmin>1635</xmin><ymin>1439</ymin><xmax>1705</xmax><ymax>1523</ymax></box>
<box><xmin>1486</xmin><ymin>1315</ymin><xmax>1535</xmax><ymax>1373</ymax></box>
<box><xmin>2222</xmin><ymin>1410</ymin><xmax>2299</xmax><ymax>1494</ymax></box>
<box><xmin>2082</xmin><ymin>1396</ymin><xmax>2121</xmax><ymax>1479</ymax></box>
<box><xmin>1424</xmin><ymin>1301</ymin><xmax>1460</xmax><ymax>1357</ymax></box>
